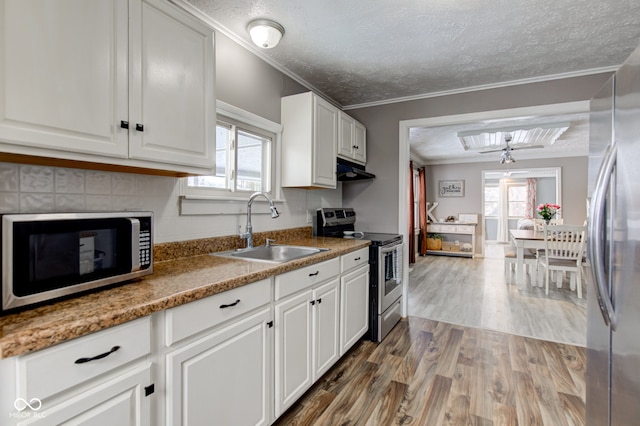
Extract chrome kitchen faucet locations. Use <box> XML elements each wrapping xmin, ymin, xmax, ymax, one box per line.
<box><xmin>240</xmin><ymin>192</ymin><xmax>279</xmax><ymax>248</ymax></box>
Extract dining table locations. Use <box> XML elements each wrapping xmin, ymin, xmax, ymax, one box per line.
<box><xmin>509</xmin><ymin>229</ymin><xmax>546</xmax><ymax>288</ymax></box>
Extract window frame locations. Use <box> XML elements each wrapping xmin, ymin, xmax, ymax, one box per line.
<box><xmin>180</xmin><ymin>101</ymin><xmax>283</xmax><ymax>203</ymax></box>
<box><xmin>506</xmin><ymin>182</ymin><xmax>528</xmax><ymax>219</ymax></box>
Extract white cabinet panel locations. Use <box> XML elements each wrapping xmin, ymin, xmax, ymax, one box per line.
<box><xmin>0</xmin><ymin>0</ymin><xmax>129</xmax><ymax>157</ymax></box>
<box><xmin>165</xmin><ymin>278</ymin><xmax>271</xmax><ymax>346</ymax></box>
<box><xmin>17</xmin><ymin>317</ymin><xmax>151</xmax><ymax>401</ymax></box>
<box><xmin>312</xmin><ymin>278</ymin><xmax>340</xmax><ymax>380</ymax></box>
<box><xmin>340</xmin><ymin>265</ymin><xmax>369</xmax><ymax>355</ymax></box>
<box><xmin>128</xmin><ymin>0</ymin><xmax>215</xmax><ymax>168</ymax></box>
<box><xmin>19</xmin><ymin>364</ymin><xmax>152</xmax><ymax>426</ymax></box>
<box><xmin>166</xmin><ymin>307</ymin><xmax>272</xmax><ymax>426</ymax></box>
<box><xmin>337</xmin><ymin>111</ymin><xmax>366</xmax><ymax>165</ymax></box>
<box><xmin>274</xmin><ymin>289</ymin><xmax>313</xmax><ymax>416</ymax></box>
<box><xmin>0</xmin><ymin>0</ymin><xmax>215</xmax><ymax>175</ymax></box>
<box><xmin>313</xmin><ymin>98</ymin><xmax>338</xmax><ymax>187</ymax></box>
<box><xmin>281</xmin><ymin>92</ymin><xmax>337</xmax><ymax>189</ymax></box>
<box><xmin>275</xmin><ymin>257</ymin><xmax>339</xmax><ymax>300</ymax></box>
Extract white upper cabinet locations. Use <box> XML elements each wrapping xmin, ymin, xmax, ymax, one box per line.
<box><xmin>337</xmin><ymin>111</ymin><xmax>366</xmax><ymax>165</ymax></box>
<box><xmin>0</xmin><ymin>0</ymin><xmax>129</xmax><ymax>158</ymax></box>
<box><xmin>281</xmin><ymin>92</ymin><xmax>337</xmax><ymax>189</ymax></box>
<box><xmin>128</xmin><ymin>0</ymin><xmax>215</xmax><ymax>169</ymax></box>
<box><xmin>0</xmin><ymin>0</ymin><xmax>215</xmax><ymax>175</ymax></box>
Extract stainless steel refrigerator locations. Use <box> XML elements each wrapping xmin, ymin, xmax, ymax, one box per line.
<box><xmin>587</xmin><ymin>44</ymin><xmax>640</xmax><ymax>425</ymax></box>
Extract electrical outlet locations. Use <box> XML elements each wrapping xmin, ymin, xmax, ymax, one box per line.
<box><xmin>306</xmin><ymin>210</ymin><xmax>313</xmax><ymax>224</ymax></box>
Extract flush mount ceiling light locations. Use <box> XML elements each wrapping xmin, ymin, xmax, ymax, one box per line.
<box><xmin>247</xmin><ymin>19</ymin><xmax>285</xmax><ymax>49</ymax></box>
<box><xmin>457</xmin><ymin>122</ymin><xmax>570</xmax><ymax>152</ymax></box>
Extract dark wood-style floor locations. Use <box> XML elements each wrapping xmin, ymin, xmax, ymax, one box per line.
<box><xmin>275</xmin><ymin>317</ymin><xmax>585</xmax><ymax>425</ymax></box>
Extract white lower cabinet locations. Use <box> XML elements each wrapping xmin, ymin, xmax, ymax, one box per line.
<box><xmin>166</xmin><ymin>307</ymin><xmax>272</xmax><ymax>426</ymax></box>
<box><xmin>274</xmin><ymin>277</ymin><xmax>340</xmax><ymax>417</ymax></box>
<box><xmin>18</xmin><ymin>363</ymin><xmax>152</xmax><ymax>426</ymax></box>
<box><xmin>0</xmin><ymin>317</ymin><xmax>153</xmax><ymax>426</ymax></box>
<box><xmin>0</xmin><ymin>252</ymin><xmax>372</xmax><ymax>426</ymax></box>
<box><xmin>340</xmin><ymin>264</ymin><xmax>369</xmax><ymax>356</ymax></box>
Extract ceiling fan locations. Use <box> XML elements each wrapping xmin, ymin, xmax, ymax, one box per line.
<box><xmin>479</xmin><ymin>134</ymin><xmax>544</xmax><ymax>163</ymax></box>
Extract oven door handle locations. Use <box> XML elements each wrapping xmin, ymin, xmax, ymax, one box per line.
<box><xmin>379</xmin><ymin>242</ymin><xmax>402</xmax><ymax>254</ymax></box>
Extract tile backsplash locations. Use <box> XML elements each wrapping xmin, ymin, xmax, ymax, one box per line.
<box><xmin>0</xmin><ymin>162</ymin><xmax>341</xmax><ymax>244</ymax></box>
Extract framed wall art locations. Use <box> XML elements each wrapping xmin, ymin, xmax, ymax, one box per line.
<box><xmin>438</xmin><ymin>180</ymin><xmax>465</xmax><ymax>197</ymax></box>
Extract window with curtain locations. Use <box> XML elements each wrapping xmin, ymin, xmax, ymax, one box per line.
<box><xmin>485</xmin><ymin>182</ymin><xmax>528</xmax><ymax>218</ymax></box>
<box><xmin>485</xmin><ymin>184</ymin><xmax>499</xmax><ymax>217</ymax></box>
<box><xmin>507</xmin><ymin>184</ymin><xmax>527</xmax><ymax>217</ymax></box>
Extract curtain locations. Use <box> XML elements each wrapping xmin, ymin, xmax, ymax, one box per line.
<box><xmin>408</xmin><ymin>161</ymin><xmax>416</xmax><ymax>264</ymax></box>
<box><xmin>418</xmin><ymin>167</ymin><xmax>428</xmax><ymax>255</ymax></box>
<box><xmin>496</xmin><ymin>178</ymin><xmax>510</xmax><ymax>243</ymax></box>
<box><xmin>525</xmin><ymin>178</ymin><xmax>537</xmax><ymax>218</ymax></box>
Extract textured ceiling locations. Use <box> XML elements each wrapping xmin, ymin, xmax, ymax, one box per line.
<box><xmin>187</xmin><ymin>0</ymin><xmax>640</xmax><ymax>107</ymax></box>
<box><xmin>184</xmin><ymin>0</ymin><xmax>639</xmax><ymax>163</ymax></box>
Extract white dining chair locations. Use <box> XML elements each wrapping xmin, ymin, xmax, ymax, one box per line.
<box><xmin>504</xmin><ymin>245</ymin><xmax>538</xmax><ymax>284</ymax></box>
<box><xmin>538</xmin><ymin>224</ymin><xmax>587</xmax><ymax>298</ymax></box>
<box><xmin>533</xmin><ymin>218</ymin><xmax>564</xmax><ymax>231</ymax></box>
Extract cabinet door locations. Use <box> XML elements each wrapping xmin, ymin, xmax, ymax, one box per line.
<box><xmin>312</xmin><ymin>96</ymin><xmax>337</xmax><ymax>187</ymax></box>
<box><xmin>353</xmin><ymin>120</ymin><xmax>367</xmax><ymax>164</ymax></box>
<box><xmin>166</xmin><ymin>307</ymin><xmax>272</xmax><ymax>426</ymax></box>
<box><xmin>128</xmin><ymin>0</ymin><xmax>215</xmax><ymax>169</ymax></box>
<box><xmin>274</xmin><ymin>289</ymin><xmax>313</xmax><ymax>417</ymax></box>
<box><xmin>0</xmin><ymin>0</ymin><xmax>129</xmax><ymax>158</ymax></box>
<box><xmin>340</xmin><ymin>265</ymin><xmax>369</xmax><ymax>355</ymax></box>
<box><xmin>337</xmin><ymin>112</ymin><xmax>355</xmax><ymax>159</ymax></box>
<box><xmin>312</xmin><ymin>278</ymin><xmax>340</xmax><ymax>380</ymax></box>
<box><xmin>22</xmin><ymin>363</ymin><xmax>151</xmax><ymax>426</ymax></box>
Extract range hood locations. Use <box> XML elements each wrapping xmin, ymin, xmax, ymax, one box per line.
<box><xmin>337</xmin><ymin>158</ymin><xmax>376</xmax><ymax>181</ymax></box>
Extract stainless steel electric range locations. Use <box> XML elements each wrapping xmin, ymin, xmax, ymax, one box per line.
<box><xmin>316</xmin><ymin>208</ymin><xmax>403</xmax><ymax>342</ymax></box>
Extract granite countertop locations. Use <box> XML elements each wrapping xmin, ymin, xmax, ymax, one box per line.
<box><xmin>0</xmin><ymin>236</ymin><xmax>370</xmax><ymax>359</ymax></box>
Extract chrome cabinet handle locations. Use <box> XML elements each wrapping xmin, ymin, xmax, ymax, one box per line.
<box><xmin>75</xmin><ymin>346</ymin><xmax>120</xmax><ymax>364</ymax></box>
<box><xmin>588</xmin><ymin>142</ymin><xmax>617</xmax><ymax>329</ymax></box>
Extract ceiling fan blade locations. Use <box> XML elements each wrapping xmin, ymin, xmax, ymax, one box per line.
<box><xmin>510</xmin><ymin>144</ymin><xmax>544</xmax><ymax>150</ymax></box>
<box><xmin>479</xmin><ymin>148</ymin><xmax>506</xmax><ymax>154</ymax></box>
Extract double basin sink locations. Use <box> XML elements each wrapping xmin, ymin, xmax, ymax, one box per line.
<box><xmin>213</xmin><ymin>245</ymin><xmax>329</xmax><ymax>263</ymax></box>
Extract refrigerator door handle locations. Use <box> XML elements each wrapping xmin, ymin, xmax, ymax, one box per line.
<box><xmin>588</xmin><ymin>142</ymin><xmax>617</xmax><ymax>329</ymax></box>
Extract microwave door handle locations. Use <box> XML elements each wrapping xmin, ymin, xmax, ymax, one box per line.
<box><xmin>130</xmin><ymin>219</ymin><xmax>141</xmax><ymax>272</ymax></box>
<box><xmin>588</xmin><ymin>142</ymin><xmax>617</xmax><ymax>329</ymax></box>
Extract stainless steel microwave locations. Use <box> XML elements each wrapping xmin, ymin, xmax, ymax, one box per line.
<box><xmin>1</xmin><ymin>212</ymin><xmax>153</xmax><ymax>314</ymax></box>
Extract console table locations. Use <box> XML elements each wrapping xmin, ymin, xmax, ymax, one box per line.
<box><xmin>426</xmin><ymin>222</ymin><xmax>476</xmax><ymax>258</ymax></box>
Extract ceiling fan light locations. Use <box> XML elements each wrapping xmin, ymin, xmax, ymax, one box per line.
<box><xmin>500</xmin><ymin>151</ymin><xmax>515</xmax><ymax>164</ymax></box>
<box><xmin>247</xmin><ymin>19</ymin><xmax>285</xmax><ymax>49</ymax></box>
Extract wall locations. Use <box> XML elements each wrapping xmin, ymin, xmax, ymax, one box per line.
<box><xmin>345</xmin><ymin>73</ymin><xmax>611</xmax><ymax>233</ymax></box>
<box><xmin>426</xmin><ymin>157</ymin><xmax>588</xmax><ymax>246</ymax></box>
<box><xmin>0</xmin><ymin>32</ymin><xmax>334</xmax><ymax>244</ymax></box>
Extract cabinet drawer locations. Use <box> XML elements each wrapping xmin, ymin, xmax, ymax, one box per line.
<box><xmin>454</xmin><ymin>225</ymin><xmax>474</xmax><ymax>234</ymax></box>
<box><xmin>275</xmin><ymin>258</ymin><xmax>339</xmax><ymax>301</ymax></box>
<box><xmin>428</xmin><ymin>224</ymin><xmax>443</xmax><ymax>233</ymax></box>
<box><xmin>166</xmin><ymin>278</ymin><xmax>271</xmax><ymax>346</ymax></box>
<box><xmin>17</xmin><ymin>316</ymin><xmax>151</xmax><ymax>401</ymax></box>
<box><xmin>340</xmin><ymin>247</ymin><xmax>369</xmax><ymax>273</ymax></box>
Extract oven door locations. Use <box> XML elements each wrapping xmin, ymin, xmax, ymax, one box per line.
<box><xmin>378</xmin><ymin>241</ymin><xmax>403</xmax><ymax>314</ymax></box>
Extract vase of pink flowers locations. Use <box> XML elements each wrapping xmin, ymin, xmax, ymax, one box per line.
<box><xmin>537</xmin><ymin>203</ymin><xmax>561</xmax><ymax>224</ymax></box>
